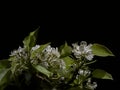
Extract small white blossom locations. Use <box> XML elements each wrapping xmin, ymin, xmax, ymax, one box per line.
<box><xmin>10</xmin><ymin>46</ymin><xmax>24</xmax><ymax>56</ymax></box>
<box><xmin>78</xmin><ymin>69</ymin><xmax>84</xmax><ymax>75</ymax></box>
<box><xmin>60</xmin><ymin>77</ymin><xmax>65</xmax><ymax>80</ymax></box>
<box><xmin>43</xmin><ymin>45</ymin><xmax>60</xmax><ymax>58</ymax></box>
<box><xmin>85</xmin><ymin>52</ymin><xmax>94</xmax><ymax>60</ymax></box>
<box><xmin>78</xmin><ymin>69</ymin><xmax>91</xmax><ymax>76</ymax></box>
<box><xmin>76</xmin><ymin>74</ymin><xmax>79</xmax><ymax>79</ymax></box>
<box><xmin>72</xmin><ymin>41</ymin><xmax>94</xmax><ymax>60</ymax></box>
<box><xmin>10</xmin><ymin>46</ymin><xmax>28</xmax><ymax>60</ymax></box>
<box><xmin>59</xmin><ymin>59</ymin><xmax>66</xmax><ymax>70</ymax></box>
<box><xmin>40</xmin><ymin>45</ymin><xmax>60</xmax><ymax>62</ymax></box>
<box><xmin>86</xmin><ymin>78</ymin><xmax>97</xmax><ymax>90</ymax></box>
<box><xmin>31</xmin><ymin>45</ymin><xmax>40</xmax><ymax>51</ymax></box>
<box><xmin>18</xmin><ymin>46</ymin><xmax>24</xmax><ymax>52</ymax></box>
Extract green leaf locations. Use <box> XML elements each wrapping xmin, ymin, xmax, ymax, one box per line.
<box><xmin>0</xmin><ymin>68</ymin><xmax>11</xmax><ymax>90</ymax></box>
<box><xmin>0</xmin><ymin>60</ymin><xmax>11</xmax><ymax>90</ymax></box>
<box><xmin>33</xmin><ymin>65</ymin><xmax>53</xmax><ymax>78</ymax></box>
<box><xmin>23</xmin><ymin>27</ymin><xmax>39</xmax><ymax>51</ymax></box>
<box><xmin>59</xmin><ymin>42</ymin><xmax>72</xmax><ymax>58</ymax></box>
<box><xmin>0</xmin><ymin>59</ymin><xmax>10</xmax><ymax>69</ymax></box>
<box><xmin>62</xmin><ymin>56</ymin><xmax>75</xmax><ymax>80</ymax></box>
<box><xmin>37</xmin><ymin>42</ymin><xmax>51</xmax><ymax>53</ymax></box>
<box><xmin>92</xmin><ymin>69</ymin><xmax>113</xmax><ymax>80</ymax></box>
<box><xmin>92</xmin><ymin>44</ymin><xmax>114</xmax><ymax>57</ymax></box>
<box><xmin>31</xmin><ymin>42</ymin><xmax>50</xmax><ymax>58</ymax></box>
<box><xmin>62</xmin><ymin>56</ymin><xmax>75</xmax><ymax>69</ymax></box>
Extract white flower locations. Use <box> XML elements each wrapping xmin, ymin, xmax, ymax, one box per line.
<box><xmin>85</xmin><ymin>52</ymin><xmax>94</xmax><ymax>60</ymax></box>
<box><xmin>60</xmin><ymin>77</ymin><xmax>65</xmax><ymax>80</ymax></box>
<box><xmin>72</xmin><ymin>41</ymin><xmax>94</xmax><ymax>60</ymax></box>
<box><xmin>9</xmin><ymin>46</ymin><xmax>28</xmax><ymax>60</ymax></box>
<box><xmin>10</xmin><ymin>46</ymin><xmax>24</xmax><ymax>56</ymax></box>
<box><xmin>43</xmin><ymin>45</ymin><xmax>60</xmax><ymax>58</ymax></box>
<box><xmin>31</xmin><ymin>45</ymin><xmax>40</xmax><ymax>51</ymax></box>
<box><xmin>86</xmin><ymin>78</ymin><xmax>97</xmax><ymax>90</ymax></box>
<box><xmin>76</xmin><ymin>74</ymin><xmax>79</xmax><ymax>79</ymax></box>
<box><xmin>78</xmin><ymin>69</ymin><xmax>91</xmax><ymax>76</ymax></box>
<box><xmin>59</xmin><ymin>59</ymin><xmax>66</xmax><ymax>70</ymax></box>
<box><xmin>78</xmin><ymin>69</ymin><xmax>84</xmax><ymax>75</ymax></box>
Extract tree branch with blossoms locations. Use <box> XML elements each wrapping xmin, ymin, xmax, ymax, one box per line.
<box><xmin>0</xmin><ymin>28</ymin><xmax>114</xmax><ymax>90</ymax></box>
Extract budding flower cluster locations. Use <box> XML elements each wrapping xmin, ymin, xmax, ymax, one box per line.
<box><xmin>9</xmin><ymin>41</ymin><xmax>97</xmax><ymax>89</ymax></box>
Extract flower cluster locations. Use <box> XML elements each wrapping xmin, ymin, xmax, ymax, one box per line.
<box><xmin>31</xmin><ymin>45</ymin><xmax>66</xmax><ymax>71</ymax></box>
<box><xmin>9</xmin><ymin>41</ymin><xmax>97</xmax><ymax>89</ymax></box>
<box><xmin>0</xmin><ymin>30</ymin><xmax>114</xmax><ymax>90</ymax></box>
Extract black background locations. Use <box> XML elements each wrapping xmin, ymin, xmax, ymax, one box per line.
<box><xmin>0</xmin><ymin>2</ymin><xmax>120</xmax><ymax>90</ymax></box>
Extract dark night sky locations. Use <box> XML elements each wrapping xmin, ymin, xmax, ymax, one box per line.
<box><xmin>0</xmin><ymin>3</ymin><xmax>120</xmax><ymax>89</ymax></box>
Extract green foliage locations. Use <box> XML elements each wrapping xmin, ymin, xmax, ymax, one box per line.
<box><xmin>92</xmin><ymin>69</ymin><xmax>113</xmax><ymax>80</ymax></box>
<box><xmin>23</xmin><ymin>27</ymin><xmax>39</xmax><ymax>51</ymax></box>
<box><xmin>0</xmin><ymin>60</ymin><xmax>10</xmax><ymax>69</ymax></box>
<box><xmin>0</xmin><ymin>60</ymin><xmax>11</xmax><ymax>90</ymax></box>
<box><xmin>62</xmin><ymin>56</ymin><xmax>75</xmax><ymax>69</ymax></box>
<box><xmin>59</xmin><ymin>42</ymin><xmax>72</xmax><ymax>58</ymax></box>
<box><xmin>0</xmin><ymin>69</ymin><xmax>11</xmax><ymax>90</ymax></box>
<box><xmin>31</xmin><ymin>42</ymin><xmax>50</xmax><ymax>58</ymax></box>
<box><xmin>92</xmin><ymin>44</ymin><xmax>114</xmax><ymax>57</ymax></box>
<box><xmin>33</xmin><ymin>64</ymin><xmax>53</xmax><ymax>78</ymax></box>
